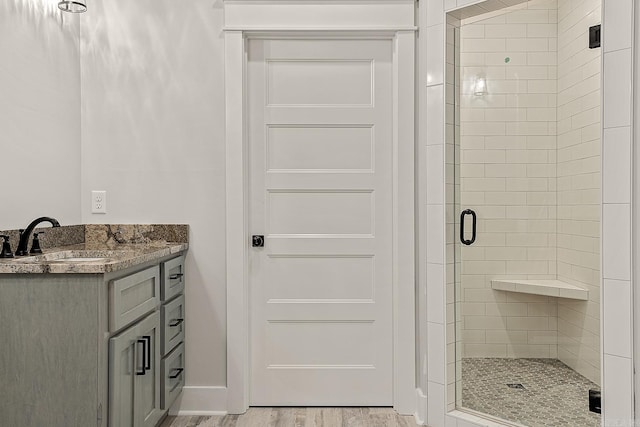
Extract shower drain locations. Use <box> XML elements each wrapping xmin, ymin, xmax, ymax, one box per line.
<box><xmin>506</xmin><ymin>383</ymin><xmax>526</xmax><ymax>390</ymax></box>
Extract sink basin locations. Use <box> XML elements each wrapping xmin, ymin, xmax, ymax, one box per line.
<box><xmin>13</xmin><ymin>250</ymin><xmax>133</xmax><ymax>263</ymax></box>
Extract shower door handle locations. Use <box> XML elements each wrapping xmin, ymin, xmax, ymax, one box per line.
<box><xmin>460</xmin><ymin>209</ymin><xmax>477</xmax><ymax>246</ymax></box>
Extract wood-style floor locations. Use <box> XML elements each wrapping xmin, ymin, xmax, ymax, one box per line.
<box><xmin>160</xmin><ymin>407</ymin><xmax>420</xmax><ymax>427</ymax></box>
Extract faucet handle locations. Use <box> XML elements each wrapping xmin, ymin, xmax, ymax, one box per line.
<box><xmin>14</xmin><ymin>230</ymin><xmax>27</xmax><ymax>256</ymax></box>
<box><xmin>0</xmin><ymin>235</ymin><xmax>14</xmax><ymax>258</ymax></box>
<box><xmin>30</xmin><ymin>232</ymin><xmax>45</xmax><ymax>254</ymax></box>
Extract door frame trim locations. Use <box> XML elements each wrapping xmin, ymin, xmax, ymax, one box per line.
<box><xmin>224</xmin><ymin>29</ymin><xmax>416</xmax><ymax>414</ymax></box>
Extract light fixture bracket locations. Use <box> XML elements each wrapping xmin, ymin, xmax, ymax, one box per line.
<box><xmin>58</xmin><ymin>0</ymin><xmax>87</xmax><ymax>13</ymax></box>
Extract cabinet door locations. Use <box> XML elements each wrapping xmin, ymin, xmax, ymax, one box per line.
<box><xmin>135</xmin><ymin>311</ymin><xmax>163</xmax><ymax>427</ymax></box>
<box><xmin>109</xmin><ymin>323</ymin><xmax>140</xmax><ymax>427</ymax></box>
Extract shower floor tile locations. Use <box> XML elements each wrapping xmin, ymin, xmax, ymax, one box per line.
<box><xmin>461</xmin><ymin>358</ymin><xmax>600</xmax><ymax>427</ymax></box>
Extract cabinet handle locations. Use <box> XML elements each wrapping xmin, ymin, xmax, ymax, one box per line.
<box><xmin>169</xmin><ymin>273</ymin><xmax>184</xmax><ymax>280</ymax></box>
<box><xmin>136</xmin><ymin>339</ymin><xmax>146</xmax><ymax>376</ymax></box>
<box><xmin>142</xmin><ymin>336</ymin><xmax>152</xmax><ymax>370</ymax></box>
<box><xmin>169</xmin><ymin>318</ymin><xmax>184</xmax><ymax>327</ymax></box>
<box><xmin>169</xmin><ymin>368</ymin><xmax>184</xmax><ymax>379</ymax></box>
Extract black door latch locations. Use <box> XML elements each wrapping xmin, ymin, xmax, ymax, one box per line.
<box><xmin>252</xmin><ymin>235</ymin><xmax>264</xmax><ymax>247</ymax></box>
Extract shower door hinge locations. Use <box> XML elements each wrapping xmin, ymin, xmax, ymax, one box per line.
<box><xmin>589</xmin><ymin>25</ymin><xmax>601</xmax><ymax>49</ymax></box>
<box><xmin>589</xmin><ymin>389</ymin><xmax>601</xmax><ymax>414</ymax></box>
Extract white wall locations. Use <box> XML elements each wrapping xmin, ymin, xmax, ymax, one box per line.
<box><xmin>1</xmin><ymin>0</ymin><xmax>81</xmax><ymax>229</ymax></box>
<box><xmin>80</xmin><ymin>0</ymin><xmax>228</xmax><ymax>399</ymax></box>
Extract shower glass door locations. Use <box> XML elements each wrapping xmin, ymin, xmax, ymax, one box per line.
<box><xmin>446</xmin><ymin>1</ymin><xmax>602</xmax><ymax>426</ymax></box>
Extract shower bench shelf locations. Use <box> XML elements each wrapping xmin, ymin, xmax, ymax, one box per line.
<box><xmin>491</xmin><ymin>279</ymin><xmax>589</xmax><ymax>301</ymax></box>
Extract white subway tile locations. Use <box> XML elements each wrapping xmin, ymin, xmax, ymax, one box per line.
<box><xmin>461</xmin><ymin>330</ymin><xmax>486</xmax><ymax>346</ymax></box>
<box><xmin>463</xmin><ymin>343</ymin><xmax>507</xmax><ymax>357</ymax></box>
<box><xmin>505</xmin><ymin>9</ymin><xmax>551</xmax><ymax>24</ymax></box>
<box><xmin>603</xmin><ymin>355</ymin><xmax>634</xmax><ymax>427</ymax></box>
<box><xmin>506</xmin><ymin>66</ymin><xmax>550</xmax><ymax>80</ymax></box>
<box><xmin>462</xmin><ymin>38</ymin><xmax>506</xmax><ymax>53</ymax></box>
<box><xmin>527</xmin><ymin>107</ymin><xmax>556</xmax><ymax>122</ymax></box>
<box><xmin>443</xmin><ymin>0</ymin><xmax>456</xmax><ymax>12</ymax></box>
<box><xmin>427</xmin><ymin>382</ymin><xmax>446</xmax><ymax>427</ymax></box>
<box><xmin>428</xmin><ymin>322</ymin><xmax>446</xmax><ymax>384</ymax></box>
<box><xmin>427</xmin><ymin>145</ymin><xmax>446</xmax><ymax>204</ymax></box>
<box><xmin>527</xmin><ymin>79</ymin><xmax>557</xmax><ymax>93</ymax></box>
<box><xmin>427</xmin><ymin>204</ymin><xmax>446</xmax><ymax>264</ymax></box>
<box><xmin>460</xmin><ymin>24</ymin><xmax>484</xmax><ymax>38</ymax></box>
<box><xmin>603</xmin><ymin>279</ymin><xmax>632</xmax><ymax>358</ymax></box>
<box><xmin>427</xmin><ymin>24</ymin><xmax>445</xmax><ymax>86</ymax></box>
<box><xmin>427</xmin><ymin>0</ymin><xmax>445</xmax><ymax>27</ymax></box>
<box><xmin>460</xmin><ymin>52</ymin><xmax>485</xmax><ymax>67</ymax></box>
<box><xmin>603</xmin><ymin>0</ymin><xmax>632</xmax><ymax>52</ymax></box>
<box><xmin>484</xmin><ymin>303</ymin><xmax>528</xmax><ymax>317</ymax></box>
<box><xmin>485</xmin><ymin>164</ymin><xmax>527</xmax><ymax>178</ymax></box>
<box><xmin>603</xmin><ymin>126</ymin><xmax>631</xmax><ymax>204</ymax></box>
<box><xmin>506</xmin><ymin>316</ymin><xmax>549</xmax><ymax>330</ymax></box>
<box><xmin>486</xmin><ymin>52</ymin><xmax>527</xmax><ymax>66</ymax></box>
<box><xmin>506</xmin><ymin>344</ymin><xmax>551</xmax><ymax>358</ymax></box>
<box><xmin>461</xmin><ymin>121</ymin><xmax>507</xmax><ymax>136</ymax></box>
<box><xmin>506</xmin><ymin>233</ymin><xmax>549</xmax><ymax>247</ymax></box>
<box><xmin>485</xmin><ymin>23</ymin><xmax>526</xmax><ymax>39</ymax></box>
<box><xmin>527</xmin><ymin>52</ymin><xmax>557</xmax><ymax>66</ymax></box>
<box><xmin>427</xmin><ymin>85</ymin><xmax>445</xmax><ymax>147</ymax></box>
<box><xmin>602</xmin><ymin>204</ymin><xmax>631</xmax><ymax>280</ymax></box>
<box><xmin>527</xmin><ymin>23</ymin><xmax>557</xmax><ymax>38</ymax></box>
<box><xmin>427</xmin><ymin>263</ymin><xmax>446</xmax><ymax>324</ymax></box>
<box><xmin>483</xmin><ymin>136</ymin><xmax>526</xmax><ymax>149</ymax></box>
<box><xmin>603</xmin><ymin>49</ymin><xmax>632</xmax><ymax>128</ymax></box>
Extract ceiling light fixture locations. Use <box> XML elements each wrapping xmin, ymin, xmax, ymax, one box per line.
<box><xmin>58</xmin><ymin>0</ymin><xmax>87</xmax><ymax>13</ymax></box>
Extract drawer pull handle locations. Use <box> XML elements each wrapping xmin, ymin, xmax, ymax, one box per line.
<box><xmin>142</xmin><ymin>336</ymin><xmax>152</xmax><ymax>370</ymax></box>
<box><xmin>169</xmin><ymin>273</ymin><xmax>184</xmax><ymax>280</ymax></box>
<box><xmin>169</xmin><ymin>368</ymin><xmax>184</xmax><ymax>379</ymax></box>
<box><xmin>169</xmin><ymin>318</ymin><xmax>184</xmax><ymax>327</ymax></box>
<box><xmin>136</xmin><ymin>339</ymin><xmax>146</xmax><ymax>375</ymax></box>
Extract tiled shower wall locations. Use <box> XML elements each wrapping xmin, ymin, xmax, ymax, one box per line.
<box><xmin>456</xmin><ymin>0</ymin><xmax>602</xmax><ymax>385</ymax></box>
<box><xmin>556</xmin><ymin>0</ymin><xmax>601</xmax><ymax>385</ymax></box>
<box><xmin>459</xmin><ymin>0</ymin><xmax>560</xmax><ymax>360</ymax></box>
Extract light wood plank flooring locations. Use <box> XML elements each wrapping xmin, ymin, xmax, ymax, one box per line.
<box><xmin>160</xmin><ymin>407</ymin><xmax>420</xmax><ymax>427</ymax></box>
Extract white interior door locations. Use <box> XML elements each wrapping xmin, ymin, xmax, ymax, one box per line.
<box><xmin>248</xmin><ymin>38</ymin><xmax>394</xmax><ymax>406</ymax></box>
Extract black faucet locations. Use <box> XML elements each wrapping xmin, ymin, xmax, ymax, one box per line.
<box><xmin>15</xmin><ymin>217</ymin><xmax>61</xmax><ymax>256</ymax></box>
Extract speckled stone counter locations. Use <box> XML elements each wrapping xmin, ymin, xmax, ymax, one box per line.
<box><xmin>0</xmin><ymin>224</ymin><xmax>188</xmax><ymax>274</ymax></box>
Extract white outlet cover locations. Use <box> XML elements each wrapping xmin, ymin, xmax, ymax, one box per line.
<box><xmin>92</xmin><ymin>191</ymin><xmax>107</xmax><ymax>214</ymax></box>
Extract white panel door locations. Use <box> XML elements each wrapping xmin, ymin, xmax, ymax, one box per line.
<box><xmin>249</xmin><ymin>38</ymin><xmax>393</xmax><ymax>406</ymax></box>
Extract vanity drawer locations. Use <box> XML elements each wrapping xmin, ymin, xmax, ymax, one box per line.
<box><xmin>161</xmin><ymin>256</ymin><xmax>185</xmax><ymax>302</ymax></box>
<box><xmin>161</xmin><ymin>294</ymin><xmax>185</xmax><ymax>356</ymax></box>
<box><xmin>161</xmin><ymin>343</ymin><xmax>185</xmax><ymax>410</ymax></box>
<box><xmin>110</xmin><ymin>266</ymin><xmax>160</xmax><ymax>332</ymax></box>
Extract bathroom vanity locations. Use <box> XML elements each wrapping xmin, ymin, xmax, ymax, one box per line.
<box><xmin>0</xmin><ymin>224</ymin><xmax>188</xmax><ymax>427</ymax></box>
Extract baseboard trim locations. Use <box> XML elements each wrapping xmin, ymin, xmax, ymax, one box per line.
<box><xmin>415</xmin><ymin>387</ymin><xmax>427</xmax><ymax>425</ymax></box>
<box><xmin>169</xmin><ymin>386</ymin><xmax>228</xmax><ymax>416</ymax></box>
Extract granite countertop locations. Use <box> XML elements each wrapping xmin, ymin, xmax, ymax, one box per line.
<box><xmin>0</xmin><ymin>224</ymin><xmax>188</xmax><ymax>274</ymax></box>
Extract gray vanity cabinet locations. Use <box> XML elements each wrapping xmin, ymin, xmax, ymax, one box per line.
<box><xmin>0</xmin><ymin>250</ymin><xmax>186</xmax><ymax>427</ymax></box>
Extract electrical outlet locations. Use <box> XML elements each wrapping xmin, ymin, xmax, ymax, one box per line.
<box><xmin>92</xmin><ymin>191</ymin><xmax>107</xmax><ymax>214</ymax></box>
